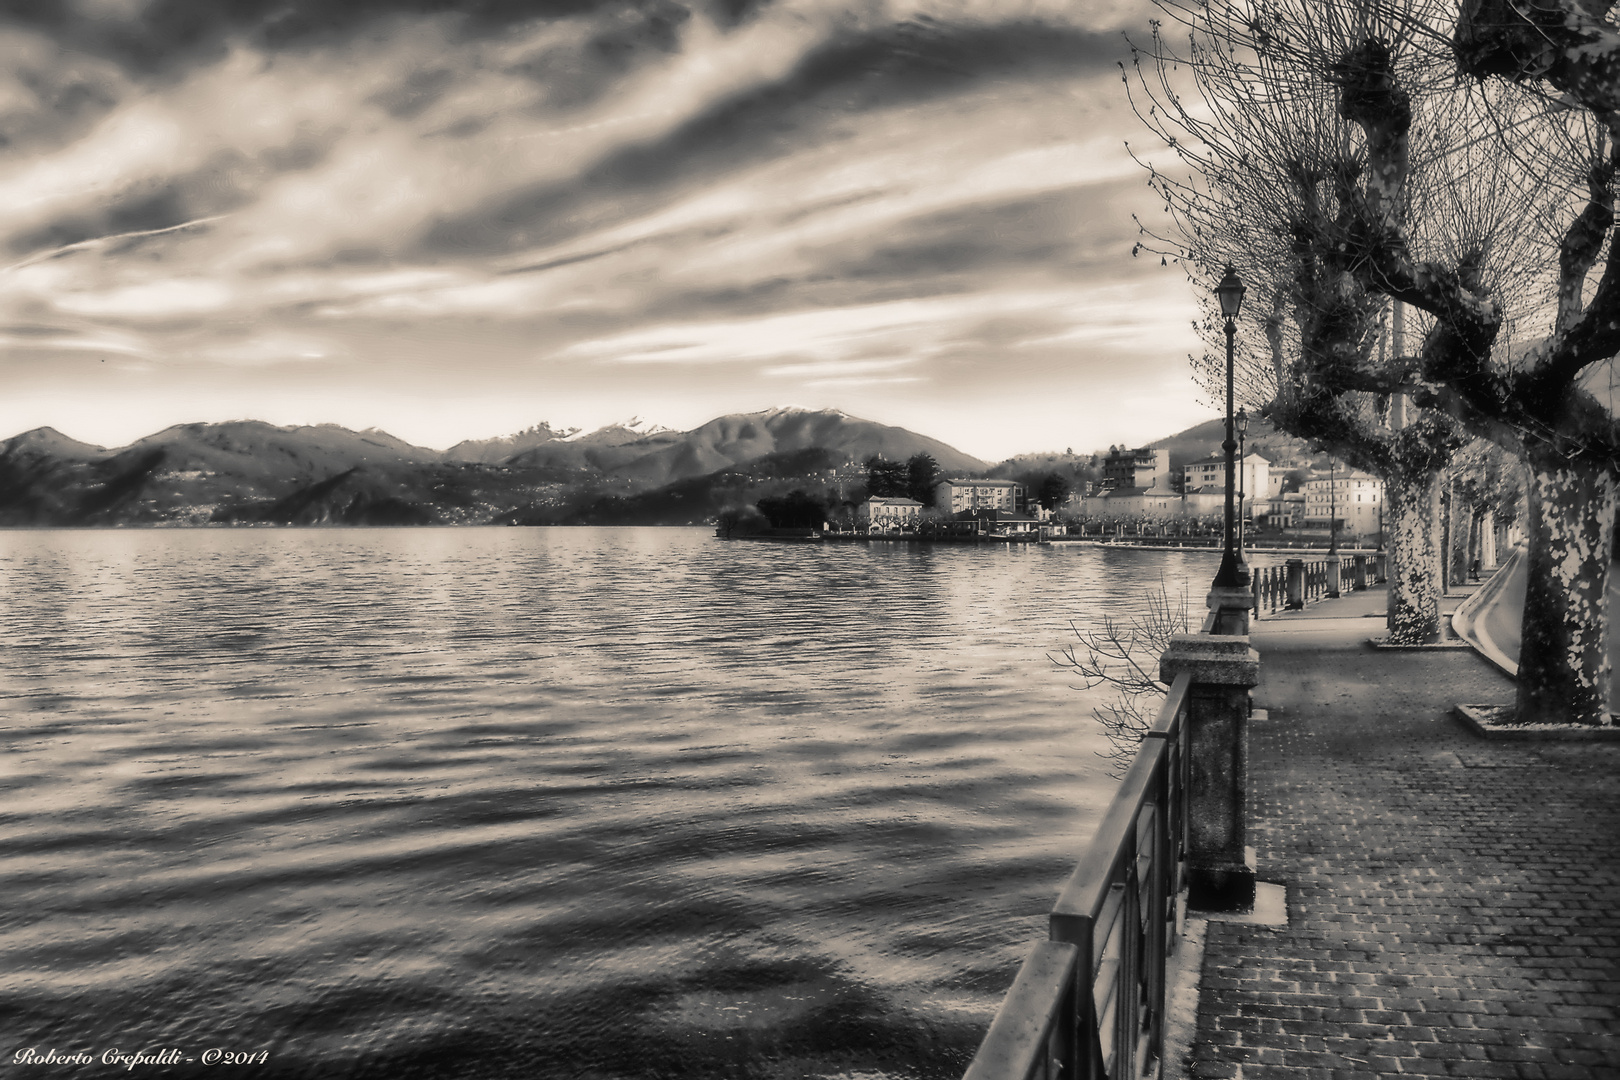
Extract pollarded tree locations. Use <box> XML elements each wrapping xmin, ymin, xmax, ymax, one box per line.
<box><xmin>1124</xmin><ymin>2</ymin><xmax>1475</xmax><ymax>642</ymax></box>
<box><xmin>1317</xmin><ymin>10</ymin><xmax>1620</xmax><ymax>725</ymax></box>
<box><xmin>1128</xmin><ymin>0</ymin><xmax>1620</xmax><ymax>722</ymax></box>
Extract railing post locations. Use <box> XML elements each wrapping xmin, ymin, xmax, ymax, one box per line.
<box><xmin>1352</xmin><ymin>554</ymin><xmax>1368</xmax><ymax>591</ymax></box>
<box><xmin>1159</xmin><ymin>635</ymin><xmax>1259</xmax><ymax>912</ymax></box>
<box><xmin>1375</xmin><ymin>551</ymin><xmax>1387</xmax><ymax>583</ymax></box>
<box><xmin>1326</xmin><ymin>555</ymin><xmax>1341</xmax><ymax>598</ymax></box>
<box><xmin>1206</xmin><ymin>580</ymin><xmax>1254</xmax><ymax>636</ymax></box>
<box><xmin>1285</xmin><ymin>558</ymin><xmax>1304</xmax><ymax>609</ymax></box>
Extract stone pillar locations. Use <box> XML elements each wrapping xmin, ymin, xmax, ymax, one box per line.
<box><xmin>1285</xmin><ymin>558</ymin><xmax>1304</xmax><ymax>609</ymax></box>
<box><xmin>1161</xmin><ymin>634</ymin><xmax>1260</xmax><ymax>912</ymax></box>
<box><xmin>1206</xmin><ymin>584</ymin><xmax>1255</xmax><ymax>636</ymax></box>
<box><xmin>1375</xmin><ymin>551</ymin><xmax>1388</xmax><ymax>583</ymax></box>
<box><xmin>1326</xmin><ymin>557</ymin><xmax>1341</xmax><ymax>598</ymax></box>
<box><xmin>1352</xmin><ymin>554</ymin><xmax>1368</xmax><ymax>591</ymax></box>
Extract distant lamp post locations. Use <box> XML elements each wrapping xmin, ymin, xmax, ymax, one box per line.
<box><xmin>1236</xmin><ymin>408</ymin><xmax>1249</xmax><ymax>555</ymax></box>
<box><xmin>1213</xmin><ymin>265</ymin><xmax>1249</xmax><ymax>588</ymax></box>
<box><xmin>1328</xmin><ymin>460</ymin><xmax>1339</xmax><ymax>555</ymax></box>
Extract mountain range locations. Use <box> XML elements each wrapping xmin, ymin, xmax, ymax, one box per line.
<box><xmin>0</xmin><ymin>407</ymin><xmax>991</xmax><ymax>527</ymax></box>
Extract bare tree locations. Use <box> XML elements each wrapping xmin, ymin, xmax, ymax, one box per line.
<box><xmin>1126</xmin><ymin>0</ymin><xmax>1620</xmax><ymax>723</ymax></box>
<box><xmin>1123</xmin><ymin>2</ymin><xmax>1472</xmax><ymax>642</ymax></box>
<box><xmin>1054</xmin><ymin>582</ymin><xmax>1191</xmax><ymax>774</ymax></box>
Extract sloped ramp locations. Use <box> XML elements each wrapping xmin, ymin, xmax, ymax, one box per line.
<box><xmin>1451</xmin><ymin>549</ymin><xmax>1620</xmax><ymax>701</ymax></box>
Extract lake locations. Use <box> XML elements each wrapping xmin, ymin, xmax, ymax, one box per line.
<box><xmin>0</xmin><ymin>528</ymin><xmax>1242</xmax><ymax>1079</ymax></box>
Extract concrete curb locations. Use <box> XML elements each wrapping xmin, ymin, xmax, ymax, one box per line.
<box><xmin>1452</xmin><ymin>703</ymin><xmax>1620</xmax><ymax>741</ymax></box>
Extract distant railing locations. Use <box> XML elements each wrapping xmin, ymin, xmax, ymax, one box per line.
<box><xmin>962</xmin><ymin>667</ymin><xmax>1193</xmax><ymax>1080</ymax></box>
<box><xmin>1304</xmin><ymin>560</ymin><xmax>1327</xmax><ymax>604</ymax></box>
<box><xmin>1251</xmin><ymin>564</ymin><xmax>1284</xmax><ymax>616</ymax></box>
<box><xmin>1253</xmin><ymin>553</ymin><xmax>1390</xmax><ymax>619</ymax></box>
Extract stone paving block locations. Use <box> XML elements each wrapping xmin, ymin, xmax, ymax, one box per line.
<box><xmin>1188</xmin><ymin>615</ymin><xmax>1620</xmax><ymax>1080</ymax></box>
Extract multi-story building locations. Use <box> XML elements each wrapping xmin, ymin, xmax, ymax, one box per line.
<box><xmin>1303</xmin><ymin>470</ymin><xmax>1383</xmax><ymax>534</ymax></box>
<box><xmin>1263</xmin><ymin>491</ymin><xmax>1306</xmax><ymax>528</ymax></box>
<box><xmin>1181</xmin><ymin>453</ymin><xmax>1271</xmax><ymax>506</ymax></box>
<box><xmin>1101</xmin><ymin>446</ymin><xmax>1169</xmax><ymax>491</ymax></box>
<box><xmin>1086</xmin><ymin>486</ymin><xmax>1182</xmax><ymax>518</ymax></box>
<box><xmin>856</xmin><ymin>497</ymin><xmax>923</xmax><ymax>532</ymax></box>
<box><xmin>933</xmin><ymin>478</ymin><xmax>1023</xmax><ymax>514</ymax></box>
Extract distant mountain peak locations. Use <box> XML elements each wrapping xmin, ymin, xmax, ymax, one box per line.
<box><xmin>561</xmin><ymin>416</ymin><xmax>673</xmax><ymax>443</ymax></box>
<box><xmin>763</xmin><ymin>405</ymin><xmax>847</xmax><ymax>418</ymax></box>
<box><xmin>3</xmin><ymin>426</ymin><xmax>109</xmax><ymax>460</ymax></box>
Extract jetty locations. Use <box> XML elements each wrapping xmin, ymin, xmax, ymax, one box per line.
<box><xmin>964</xmin><ymin>574</ymin><xmax>1620</xmax><ymax>1079</ymax></box>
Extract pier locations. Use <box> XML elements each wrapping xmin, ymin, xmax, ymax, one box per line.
<box><xmin>965</xmin><ymin>579</ymin><xmax>1620</xmax><ymax>1079</ymax></box>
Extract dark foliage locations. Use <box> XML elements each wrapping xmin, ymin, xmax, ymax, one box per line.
<box><xmin>755</xmin><ymin>489</ymin><xmax>828</xmax><ymax>529</ymax></box>
<box><xmin>905</xmin><ymin>452</ymin><xmax>942</xmax><ymax>506</ymax></box>
<box><xmin>864</xmin><ymin>456</ymin><xmax>910</xmax><ymax>497</ymax></box>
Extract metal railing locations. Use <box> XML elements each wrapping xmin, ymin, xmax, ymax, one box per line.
<box><xmin>962</xmin><ymin>667</ymin><xmax>1193</xmax><ymax>1080</ymax></box>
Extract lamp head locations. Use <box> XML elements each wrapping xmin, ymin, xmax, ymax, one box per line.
<box><xmin>1236</xmin><ymin>408</ymin><xmax>1249</xmax><ymax>438</ymax></box>
<box><xmin>1215</xmin><ymin>264</ymin><xmax>1246</xmax><ymax>320</ymax></box>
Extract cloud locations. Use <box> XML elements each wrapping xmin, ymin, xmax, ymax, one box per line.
<box><xmin>0</xmin><ymin>0</ymin><xmax>1205</xmax><ymax>458</ymax></box>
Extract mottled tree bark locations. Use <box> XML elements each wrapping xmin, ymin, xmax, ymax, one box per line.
<box><xmin>1385</xmin><ymin>465</ymin><xmax>1445</xmax><ymax>644</ymax></box>
<box><xmin>1447</xmin><ymin>476</ymin><xmax>1474</xmax><ymax>588</ymax></box>
<box><xmin>1517</xmin><ymin>452</ymin><xmax>1618</xmax><ymax>725</ymax></box>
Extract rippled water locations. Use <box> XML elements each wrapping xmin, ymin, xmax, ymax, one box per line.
<box><xmin>0</xmin><ymin>528</ymin><xmax>1236</xmax><ymax>1079</ymax></box>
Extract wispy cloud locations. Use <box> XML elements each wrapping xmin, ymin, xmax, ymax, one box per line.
<box><xmin>0</xmin><ymin>0</ymin><xmax>1208</xmax><ymax>459</ymax></box>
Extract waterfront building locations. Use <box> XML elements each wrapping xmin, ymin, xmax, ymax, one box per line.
<box><xmin>1303</xmin><ymin>470</ymin><xmax>1383</xmax><ymax>534</ymax></box>
<box><xmin>1101</xmin><ymin>446</ymin><xmax>1169</xmax><ymax>491</ymax></box>
<box><xmin>1181</xmin><ymin>452</ymin><xmax>1271</xmax><ymax>507</ymax></box>
<box><xmin>856</xmin><ymin>496</ymin><xmax>923</xmax><ymax>532</ymax></box>
<box><xmin>933</xmin><ymin>478</ymin><xmax>1023</xmax><ymax>514</ymax></box>
<box><xmin>950</xmin><ymin>508</ymin><xmax>1041</xmax><ymax>538</ymax></box>
<box><xmin>1081</xmin><ymin>485</ymin><xmax>1182</xmax><ymax>518</ymax></box>
<box><xmin>1263</xmin><ymin>491</ymin><xmax>1306</xmax><ymax>528</ymax></box>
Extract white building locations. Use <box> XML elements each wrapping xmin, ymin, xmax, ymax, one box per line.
<box><xmin>1303</xmin><ymin>470</ymin><xmax>1383</xmax><ymax>534</ymax></box>
<box><xmin>1182</xmin><ymin>453</ymin><xmax>1270</xmax><ymax>505</ymax></box>
<box><xmin>934</xmin><ymin>478</ymin><xmax>1022</xmax><ymax>514</ymax></box>
<box><xmin>1078</xmin><ymin>486</ymin><xmax>1183</xmax><ymax>518</ymax></box>
<box><xmin>856</xmin><ymin>497</ymin><xmax>923</xmax><ymax>532</ymax></box>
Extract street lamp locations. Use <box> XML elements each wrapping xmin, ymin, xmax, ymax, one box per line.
<box><xmin>1328</xmin><ymin>460</ymin><xmax>1339</xmax><ymax>555</ymax></box>
<box><xmin>1213</xmin><ymin>265</ymin><xmax>1249</xmax><ymax>587</ymax></box>
<box><xmin>1236</xmin><ymin>408</ymin><xmax>1248</xmax><ymax>556</ymax></box>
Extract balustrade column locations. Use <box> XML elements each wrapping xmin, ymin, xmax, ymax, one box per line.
<box><xmin>1160</xmin><ymin>635</ymin><xmax>1260</xmax><ymax>911</ymax></box>
<box><xmin>1285</xmin><ymin>558</ymin><xmax>1304</xmax><ymax>609</ymax></box>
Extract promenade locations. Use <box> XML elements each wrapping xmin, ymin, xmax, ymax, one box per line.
<box><xmin>1183</xmin><ymin>586</ymin><xmax>1620</xmax><ymax>1080</ymax></box>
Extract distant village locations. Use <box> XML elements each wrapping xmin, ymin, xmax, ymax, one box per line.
<box><xmin>732</xmin><ymin>443</ymin><xmax>1389</xmax><ymax>543</ymax></box>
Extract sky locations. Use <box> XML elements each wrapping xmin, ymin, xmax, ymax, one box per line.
<box><xmin>0</xmin><ymin>0</ymin><xmax>1216</xmax><ymax>462</ymax></box>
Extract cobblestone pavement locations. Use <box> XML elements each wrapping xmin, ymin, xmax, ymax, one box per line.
<box><xmin>1189</xmin><ymin>593</ymin><xmax>1620</xmax><ymax>1080</ymax></box>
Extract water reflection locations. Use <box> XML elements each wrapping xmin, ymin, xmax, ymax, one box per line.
<box><xmin>0</xmin><ymin>528</ymin><xmax>1234</xmax><ymax>1079</ymax></box>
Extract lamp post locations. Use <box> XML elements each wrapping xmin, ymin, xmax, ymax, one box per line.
<box><xmin>1236</xmin><ymin>408</ymin><xmax>1248</xmax><ymax>556</ymax></box>
<box><xmin>1328</xmin><ymin>460</ymin><xmax>1339</xmax><ymax>555</ymax></box>
<box><xmin>1213</xmin><ymin>265</ymin><xmax>1248</xmax><ymax>588</ymax></box>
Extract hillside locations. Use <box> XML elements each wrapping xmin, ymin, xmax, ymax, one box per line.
<box><xmin>506</xmin><ymin>407</ymin><xmax>985</xmax><ymax>487</ymax></box>
<box><xmin>1148</xmin><ymin>415</ymin><xmax>1323</xmax><ymax>474</ymax></box>
<box><xmin>0</xmin><ymin>409</ymin><xmax>986</xmax><ymax>527</ymax></box>
<box><xmin>442</xmin><ymin>422</ymin><xmax>578</xmax><ymax>463</ymax></box>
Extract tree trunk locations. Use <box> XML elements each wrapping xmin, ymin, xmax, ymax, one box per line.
<box><xmin>1516</xmin><ymin>454</ymin><xmax>1616</xmax><ymax>726</ymax></box>
<box><xmin>1385</xmin><ymin>465</ymin><xmax>1445</xmax><ymax>644</ymax></box>
<box><xmin>1448</xmin><ymin>478</ymin><xmax>1472</xmax><ymax>588</ymax></box>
